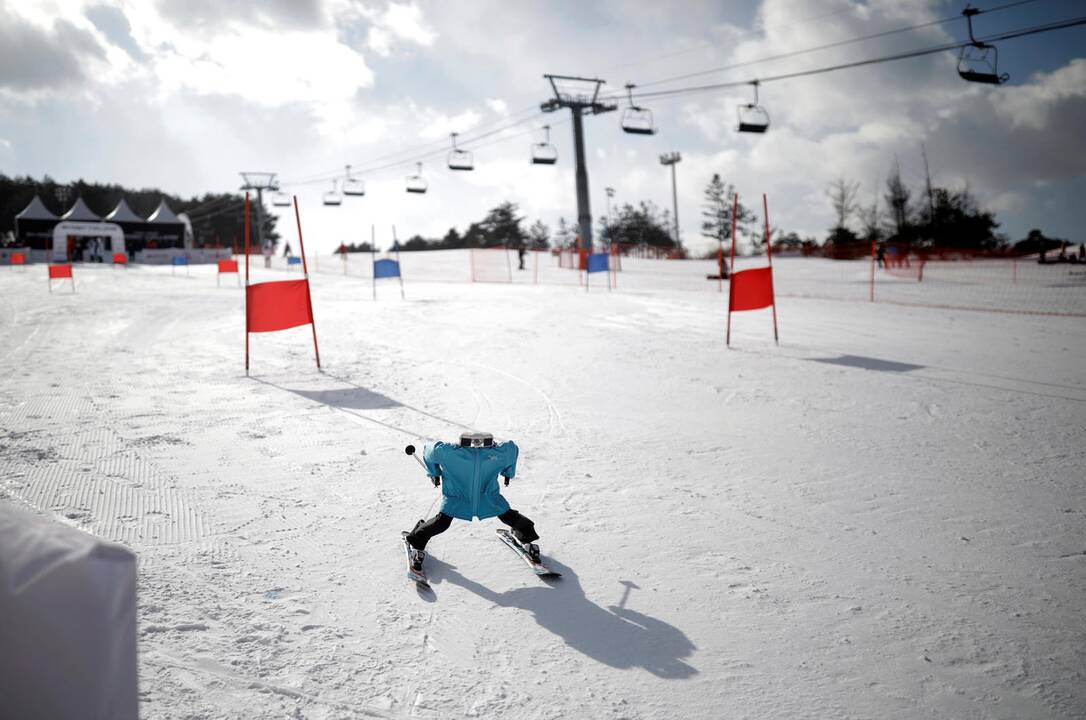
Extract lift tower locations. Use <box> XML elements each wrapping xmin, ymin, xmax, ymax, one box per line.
<box><xmin>240</xmin><ymin>172</ymin><xmax>279</xmax><ymax>252</ymax></box>
<box><xmin>541</xmin><ymin>75</ymin><xmax>616</xmax><ymax>253</ymax></box>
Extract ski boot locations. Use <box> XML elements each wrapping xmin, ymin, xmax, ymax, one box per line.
<box><xmin>521</xmin><ymin>541</ymin><xmax>541</xmax><ymax>564</ymax></box>
<box><xmin>408</xmin><ymin>546</ymin><xmax>425</xmax><ymax>573</ymax></box>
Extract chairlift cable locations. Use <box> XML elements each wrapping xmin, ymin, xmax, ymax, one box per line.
<box><xmin>279</xmin><ymin>105</ymin><xmax>545</xmax><ymax>187</ymax></box>
<box><xmin>621</xmin><ymin>14</ymin><xmax>1086</xmax><ymax>103</ymax></box>
<box><xmin>607</xmin><ymin>0</ymin><xmax>1042</xmax><ymax>96</ymax></box>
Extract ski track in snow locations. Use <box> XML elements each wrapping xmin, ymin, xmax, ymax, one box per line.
<box><xmin>1</xmin><ymin>257</ymin><xmax>1084</xmax><ymax>720</ymax></box>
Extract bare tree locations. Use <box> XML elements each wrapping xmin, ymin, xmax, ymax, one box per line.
<box><xmin>826</xmin><ymin>177</ymin><xmax>860</xmax><ymax>230</ymax></box>
<box><xmin>860</xmin><ymin>175</ymin><xmax>882</xmax><ymax>242</ymax></box>
<box><xmin>884</xmin><ymin>158</ymin><xmax>913</xmax><ymax>240</ymax></box>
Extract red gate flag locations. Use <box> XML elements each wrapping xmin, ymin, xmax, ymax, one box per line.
<box><xmin>729</xmin><ymin>267</ymin><xmax>774</xmax><ymax>310</ymax></box>
<box><xmin>246</xmin><ymin>280</ymin><xmax>314</xmax><ymax>332</ymax></box>
<box><xmin>726</xmin><ymin>193</ymin><xmax>779</xmax><ymax>347</ymax></box>
<box><xmin>112</xmin><ymin>253</ymin><xmax>126</xmax><ymax>265</ymax></box>
<box><xmin>218</xmin><ymin>259</ymin><xmax>238</xmax><ymax>273</ymax></box>
<box><xmin>11</xmin><ymin>252</ymin><xmax>26</xmax><ymax>266</ymax></box>
<box><xmin>244</xmin><ymin>193</ymin><xmax>321</xmax><ymax>374</ymax></box>
<box><xmin>47</xmin><ymin>263</ymin><xmax>75</xmax><ymax>293</ymax></box>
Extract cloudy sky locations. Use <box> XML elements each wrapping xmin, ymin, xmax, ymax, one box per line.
<box><xmin>1</xmin><ymin>0</ymin><xmax>1084</xmax><ymax>253</ymax></box>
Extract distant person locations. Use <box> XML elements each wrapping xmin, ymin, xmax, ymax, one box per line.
<box><xmin>1079</xmin><ymin>243</ymin><xmax>1085</xmax><ymax>261</ymax></box>
<box><xmin>718</xmin><ymin>252</ymin><xmax>729</xmax><ymax>279</ymax></box>
<box><xmin>518</xmin><ymin>246</ymin><xmax>527</xmax><ymax>270</ymax></box>
<box><xmin>876</xmin><ymin>243</ymin><xmax>886</xmax><ymax>268</ymax></box>
<box><xmin>1057</xmin><ymin>243</ymin><xmax>1067</xmax><ymax>262</ymax></box>
<box><xmin>283</xmin><ymin>242</ymin><xmax>292</xmax><ymax>258</ymax></box>
<box><xmin>262</xmin><ymin>239</ymin><xmax>273</xmax><ymax>268</ymax></box>
<box><xmin>93</xmin><ymin>238</ymin><xmax>103</xmax><ymax>263</ymax></box>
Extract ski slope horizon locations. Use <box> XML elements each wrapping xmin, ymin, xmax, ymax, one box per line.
<box><xmin>1</xmin><ymin>254</ymin><xmax>1084</xmax><ymax>719</ymax></box>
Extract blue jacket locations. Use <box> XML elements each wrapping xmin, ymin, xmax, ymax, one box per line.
<box><xmin>423</xmin><ymin>440</ymin><xmax>518</xmax><ymax>520</ymax></box>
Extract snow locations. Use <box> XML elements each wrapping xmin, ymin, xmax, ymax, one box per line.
<box><xmin>1</xmin><ymin>253</ymin><xmax>1084</xmax><ymax>719</ymax></box>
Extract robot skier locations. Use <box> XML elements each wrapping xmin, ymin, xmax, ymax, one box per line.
<box><xmin>402</xmin><ymin>432</ymin><xmax>558</xmax><ymax>586</ymax></box>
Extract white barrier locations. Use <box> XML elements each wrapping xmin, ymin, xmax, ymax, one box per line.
<box><xmin>135</xmin><ymin>247</ymin><xmax>233</xmax><ymax>265</ymax></box>
<box><xmin>0</xmin><ymin>504</ymin><xmax>138</xmax><ymax>720</ymax></box>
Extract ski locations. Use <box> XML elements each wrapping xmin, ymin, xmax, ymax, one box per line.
<box><xmin>496</xmin><ymin>529</ymin><xmax>561</xmax><ymax>577</ymax></box>
<box><xmin>401</xmin><ymin>532</ymin><xmax>431</xmax><ymax>589</ymax></box>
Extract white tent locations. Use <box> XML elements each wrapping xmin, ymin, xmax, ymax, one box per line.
<box><xmin>60</xmin><ymin>197</ymin><xmax>101</xmax><ymax>222</ymax></box>
<box><xmin>105</xmin><ymin>199</ymin><xmax>144</xmax><ymax>223</ymax></box>
<box><xmin>147</xmin><ymin>199</ymin><xmax>181</xmax><ymax>224</ymax></box>
<box><xmin>15</xmin><ymin>195</ymin><xmax>59</xmax><ymax>222</ymax></box>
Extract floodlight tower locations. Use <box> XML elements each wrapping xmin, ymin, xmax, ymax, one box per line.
<box><xmin>605</xmin><ymin>186</ymin><xmax>615</xmax><ymax>233</ymax></box>
<box><xmin>659</xmin><ymin>152</ymin><xmax>681</xmax><ymax>252</ymax></box>
<box><xmin>239</xmin><ymin>172</ymin><xmax>279</xmax><ymax>251</ymax></box>
<box><xmin>541</xmin><ymin>75</ymin><xmax>616</xmax><ymax>253</ymax></box>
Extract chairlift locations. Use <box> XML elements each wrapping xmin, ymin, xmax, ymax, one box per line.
<box><xmin>736</xmin><ymin>80</ymin><xmax>770</xmax><ymax>133</ymax></box>
<box><xmin>272</xmin><ymin>192</ymin><xmax>291</xmax><ymax>207</ymax></box>
<box><xmin>406</xmin><ymin>163</ymin><xmax>428</xmax><ymax>194</ymax></box>
<box><xmin>343</xmin><ymin>164</ymin><xmax>366</xmax><ymax>196</ymax></box>
<box><xmin>957</xmin><ymin>6</ymin><xmax>1009</xmax><ymax>85</ymax></box>
<box><xmin>620</xmin><ymin>83</ymin><xmax>656</xmax><ymax>135</ymax></box>
<box><xmin>531</xmin><ymin>125</ymin><xmax>558</xmax><ymax>165</ymax></box>
<box><xmin>322</xmin><ymin>179</ymin><xmax>343</xmax><ymax>206</ymax></box>
<box><xmin>447</xmin><ymin>133</ymin><xmax>474</xmax><ymax>171</ymax></box>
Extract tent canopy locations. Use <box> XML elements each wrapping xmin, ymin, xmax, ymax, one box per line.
<box><xmin>105</xmin><ymin>199</ymin><xmax>144</xmax><ymax>223</ymax></box>
<box><xmin>147</xmin><ymin>200</ymin><xmax>180</xmax><ymax>224</ymax></box>
<box><xmin>15</xmin><ymin>195</ymin><xmax>59</xmax><ymax>221</ymax></box>
<box><xmin>60</xmin><ymin>197</ymin><xmax>101</xmax><ymax>222</ymax></box>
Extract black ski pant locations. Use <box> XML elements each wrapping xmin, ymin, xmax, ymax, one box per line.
<box><xmin>406</xmin><ymin>509</ymin><xmax>538</xmax><ymax>550</ymax></box>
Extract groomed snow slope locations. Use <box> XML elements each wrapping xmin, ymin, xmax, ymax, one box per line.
<box><xmin>1</xmin><ymin>256</ymin><xmax>1084</xmax><ymax>720</ymax></box>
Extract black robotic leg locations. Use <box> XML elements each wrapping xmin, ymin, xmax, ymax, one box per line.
<box><xmin>406</xmin><ymin>512</ymin><xmax>453</xmax><ymax>550</ymax></box>
<box><xmin>498</xmin><ymin>509</ymin><xmax>539</xmax><ymax>544</ymax></box>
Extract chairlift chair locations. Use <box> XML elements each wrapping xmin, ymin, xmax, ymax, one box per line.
<box><xmin>322</xmin><ymin>180</ymin><xmax>343</xmax><ymax>206</ymax></box>
<box><xmin>531</xmin><ymin>125</ymin><xmax>558</xmax><ymax>165</ymax></box>
<box><xmin>957</xmin><ymin>6</ymin><xmax>1009</xmax><ymax>85</ymax></box>
<box><xmin>272</xmin><ymin>192</ymin><xmax>291</xmax><ymax>207</ymax></box>
<box><xmin>406</xmin><ymin>163</ymin><xmax>428</xmax><ymax>194</ymax></box>
<box><xmin>447</xmin><ymin>133</ymin><xmax>474</xmax><ymax>171</ymax></box>
<box><xmin>343</xmin><ymin>164</ymin><xmax>366</xmax><ymax>196</ymax></box>
<box><xmin>736</xmin><ymin>81</ymin><xmax>770</xmax><ymax>133</ymax></box>
<box><xmin>620</xmin><ymin>83</ymin><xmax>656</xmax><ymax>135</ymax></box>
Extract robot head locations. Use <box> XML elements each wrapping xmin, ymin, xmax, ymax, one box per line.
<box><xmin>459</xmin><ymin>431</ymin><xmax>494</xmax><ymax>448</ymax></box>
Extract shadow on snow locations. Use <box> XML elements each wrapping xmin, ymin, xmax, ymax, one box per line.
<box><xmin>425</xmin><ymin>556</ymin><xmax>698</xmax><ymax>680</ymax></box>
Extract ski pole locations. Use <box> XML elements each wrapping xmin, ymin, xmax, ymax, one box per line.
<box><xmin>405</xmin><ymin>445</ymin><xmax>439</xmax><ymax>487</ymax></box>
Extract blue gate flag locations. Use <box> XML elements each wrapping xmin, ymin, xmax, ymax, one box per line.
<box><xmin>586</xmin><ymin>252</ymin><xmax>609</xmax><ymax>273</ymax></box>
<box><xmin>287</xmin><ymin>256</ymin><xmax>302</xmax><ymax>266</ymax></box>
<box><xmin>374</xmin><ymin>258</ymin><xmax>401</xmax><ymax>279</ymax></box>
<box><xmin>171</xmin><ymin>255</ymin><xmax>188</xmax><ymax>266</ymax></box>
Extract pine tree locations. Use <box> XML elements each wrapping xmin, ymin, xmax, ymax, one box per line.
<box><xmin>700</xmin><ymin>174</ymin><xmax>753</xmax><ymax>250</ymax></box>
<box><xmin>528</xmin><ymin>220</ymin><xmax>550</xmax><ymax>250</ymax></box>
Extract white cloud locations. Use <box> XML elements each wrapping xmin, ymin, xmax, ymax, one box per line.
<box><xmin>364</xmin><ymin>1</ymin><xmax>436</xmax><ymax>57</ymax></box>
<box><xmin>486</xmin><ymin>98</ymin><xmax>508</xmax><ymax>115</ymax></box>
<box><xmin>990</xmin><ymin>59</ymin><xmax>1086</xmax><ymax>130</ymax></box>
<box><xmin>416</xmin><ymin>109</ymin><xmax>482</xmax><ymax>140</ymax></box>
<box><xmin>153</xmin><ymin>27</ymin><xmax>373</xmax><ymax>107</ymax></box>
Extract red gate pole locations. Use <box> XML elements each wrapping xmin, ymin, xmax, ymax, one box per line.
<box><xmin>726</xmin><ymin>193</ymin><xmax>739</xmax><ymax>347</ymax></box>
<box><xmin>763</xmin><ymin>193</ymin><xmax>778</xmax><ymax>345</ymax></box>
<box><xmin>244</xmin><ymin>193</ymin><xmax>251</xmax><ymax>376</ymax></box>
<box><xmin>293</xmin><ymin>196</ymin><xmax>321</xmax><ymax>370</ymax></box>
<box><xmin>393</xmin><ymin>224</ymin><xmax>405</xmax><ymax>299</ymax></box>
